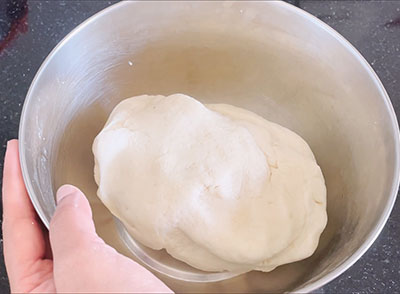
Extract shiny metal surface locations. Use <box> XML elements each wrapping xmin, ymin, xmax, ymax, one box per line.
<box><xmin>19</xmin><ymin>1</ymin><xmax>400</xmax><ymax>292</ymax></box>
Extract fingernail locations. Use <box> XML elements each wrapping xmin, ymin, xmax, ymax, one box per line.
<box><xmin>4</xmin><ymin>140</ymin><xmax>17</xmax><ymax>161</ymax></box>
<box><xmin>6</xmin><ymin>139</ymin><xmax>16</xmax><ymax>149</ymax></box>
<box><xmin>56</xmin><ymin>184</ymin><xmax>79</xmax><ymax>203</ymax></box>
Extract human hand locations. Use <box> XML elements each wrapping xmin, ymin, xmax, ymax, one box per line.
<box><xmin>2</xmin><ymin>139</ymin><xmax>173</xmax><ymax>293</ymax></box>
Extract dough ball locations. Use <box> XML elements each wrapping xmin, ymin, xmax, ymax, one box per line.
<box><xmin>93</xmin><ymin>94</ymin><xmax>327</xmax><ymax>273</ymax></box>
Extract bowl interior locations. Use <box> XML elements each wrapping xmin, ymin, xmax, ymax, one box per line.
<box><xmin>20</xmin><ymin>1</ymin><xmax>399</xmax><ymax>293</ymax></box>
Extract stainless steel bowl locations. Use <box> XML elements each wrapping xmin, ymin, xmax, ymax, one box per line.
<box><xmin>19</xmin><ymin>1</ymin><xmax>400</xmax><ymax>292</ymax></box>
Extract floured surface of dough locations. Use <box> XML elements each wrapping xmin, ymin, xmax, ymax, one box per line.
<box><xmin>93</xmin><ymin>94</ymin><xmax>327</xmax><ymax>273</ymax></box>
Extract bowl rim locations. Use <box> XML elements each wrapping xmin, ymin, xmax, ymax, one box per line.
<box><xmin>19</xmin><ymin>1</ymin><xmax>400</xmax><ymax>292</ymax></box>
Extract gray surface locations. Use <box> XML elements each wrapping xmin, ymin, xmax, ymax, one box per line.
<box><xmin>0</xmin><ymin>1</ymin><xmax>399</xmax><ymax>293</ymax></box>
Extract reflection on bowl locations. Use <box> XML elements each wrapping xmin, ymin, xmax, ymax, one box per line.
<box><xmin>114</xmin><ymin>218</ymin><xmax>243</xmax><ymax>282</ymax></box>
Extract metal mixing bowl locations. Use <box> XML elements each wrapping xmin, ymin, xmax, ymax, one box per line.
<box><xmin>19</xmin><ymin>1</ymin><xmax>400</xmax><ymax>292</ymax></box>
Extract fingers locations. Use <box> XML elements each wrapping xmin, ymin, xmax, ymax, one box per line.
<box><xmin>2</xmin><ymin>140</ymin><xmax>37</xmax><ymax>220</ymax></box>
<box><xmin>2</xmin><ymin>140</ymin><xmax>48</xmax><ymax>289</ymax></box>
<box><xmin>49</xmin><ymin>185</ymin><xmax>100</xmax><ymax>259</ymax></box>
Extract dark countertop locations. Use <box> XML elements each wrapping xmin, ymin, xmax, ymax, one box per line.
<box><xmin>0</xmin><ymin>1</ymin><xmax>399</xmax><ymax>293</ymax></box>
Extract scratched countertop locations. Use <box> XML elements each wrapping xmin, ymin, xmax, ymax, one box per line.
<box><xmin>0</xmin><ymin>1</ymin><xmax>399</xmax><ymax>293</ymax></box>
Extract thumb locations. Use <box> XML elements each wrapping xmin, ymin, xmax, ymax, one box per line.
<box><xmin>49</xmin><ymin>185</ymin><xmax>174</xmax><ymax>293</ymax></box>
<box><xmin>49</xmin><ymin>185</ymin><xmax>101</xmax><ymax>258</ymax></box>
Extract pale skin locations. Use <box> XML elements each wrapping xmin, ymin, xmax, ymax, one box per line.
<box><xmin>2</xmin><ymin>139</ymin><xmax>173</xmax><ymax>293</ymax></box>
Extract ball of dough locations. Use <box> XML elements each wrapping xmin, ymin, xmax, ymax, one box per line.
<box><xmin>93</xmin><ymin>94</ymin><xmax>327</xmax><ymax>273</ymax></box>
